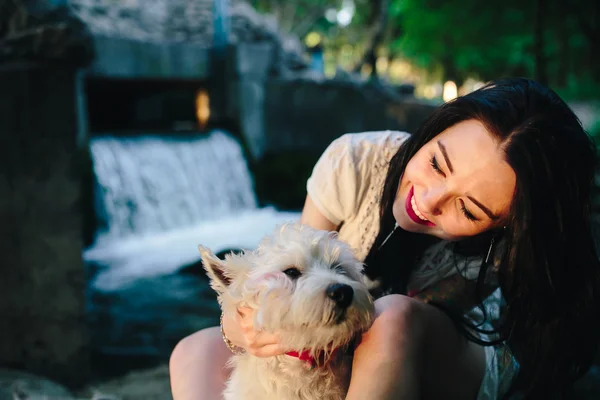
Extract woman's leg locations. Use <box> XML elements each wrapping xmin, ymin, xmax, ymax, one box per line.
<box><xmin>346</xmin><ymin>295</ymin><xmax>487</xmax><ymax>400</ymax></box>
<box><xmin>169</xmin><ymin>327</ymin><xmax>233</xmax><ymax>400</ymax></box>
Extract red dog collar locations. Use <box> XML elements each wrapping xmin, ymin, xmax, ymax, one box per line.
<box><xmin>285</xmin><ymin>348</ymin><xmax>340</xmax><ymax>370</ymax></box>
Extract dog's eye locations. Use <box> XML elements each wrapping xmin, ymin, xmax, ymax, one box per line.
<box><xmin>333</xmin><ymin>265</ymin><xmax>346</xmax><ymax>275</ymax></box>
<box><xmin>283</xmin><ymin>267</ymin><xmax>302</xmax><ymax>279</ymax></box>
<box><xmin>331</xmin><ymin>264</ymin><xmax>347</xmax><ymax>275</ymax></box>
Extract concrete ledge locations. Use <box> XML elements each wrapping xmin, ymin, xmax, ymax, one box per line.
<box><xmin>260</xmin><ymin>78</ymin><xmax>438</xmax><ymax>156</ymax></box>
<box><xmin>87</xmin><ymin>37</ymin><xmax>210</xmax><ymax>79</ymax></box>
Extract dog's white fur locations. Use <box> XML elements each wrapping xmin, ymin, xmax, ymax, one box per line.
<box><xmin>199</xmin><ymin>222</ymin><xmax>375</xmax><ymax>400</ymax></box>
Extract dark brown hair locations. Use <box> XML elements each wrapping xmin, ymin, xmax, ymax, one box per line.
<box><xmin>363</xmin><ymin>78</ymin><xmax>600</xmax><ymax>398</ymax></box>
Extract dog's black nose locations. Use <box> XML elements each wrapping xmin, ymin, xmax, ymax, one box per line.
<box><xmin>326</xmin><ymin>283</ymin><xmax>354</xmax><ymax>309</ymax></box>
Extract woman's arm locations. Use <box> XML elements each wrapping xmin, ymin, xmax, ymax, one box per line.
<box><xmin>299</xmin><ymin>195</ymin><xmax>338</xmax><ymax>232</ymax></box>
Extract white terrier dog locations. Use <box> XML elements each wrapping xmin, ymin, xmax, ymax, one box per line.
<box><xmin>198</xmin><ymin>222</ymin><xmax>375</xmax><ymax>400</ymax></box>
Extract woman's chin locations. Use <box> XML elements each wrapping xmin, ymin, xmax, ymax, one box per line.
<box><xmin>395</xmin><ymin>213</ymin><xmax>430</xmax><ymax>234</ymax></box>
<box><xmin>395</xmin><ymin>216</ymin><xmax>455</xmax><ymax>241</ymax></box>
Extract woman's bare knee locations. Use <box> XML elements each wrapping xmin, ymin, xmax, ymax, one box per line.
<box><xmin>353</xmin><ymin>295</ymin><xmax>427</xmax><ymax>373</ymax></box>
<box><xmin>355</xmin><ymin>295</ymin><xmax>485</xmax><ymax>399</ymax></box>
<box><xmin>170</xmin><ymin>326</ymin><xmax>232</xmax><ymax>400</ymax></box>
<box><xmin>171</xmin><ymin>327</ymin><xmax>221</xmax><ymax>369</ymax></box>
<box><xmin>370</xmin><ymin>295</ymin><xmax>428</xmax><ymax>345</ymax></box>
<box><xmin>347</xmin><ymin>295</ymin><xmax>427</xmax><ymax>399</ymax></box>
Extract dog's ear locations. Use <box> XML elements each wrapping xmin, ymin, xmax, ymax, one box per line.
<box><xmin>198</xmin><ymin>245</ymin><xmax>233</xmax><ymax>293</ymax></box>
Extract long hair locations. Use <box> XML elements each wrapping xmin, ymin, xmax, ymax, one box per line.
<box><xmin>363</xmin><ymin>78</ymin><xmax>600</xmax><ymax>398</ymax></box>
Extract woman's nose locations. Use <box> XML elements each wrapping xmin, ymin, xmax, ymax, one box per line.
<box><xmin>419</xmin><ymin>185</ymin><xmax>447</xmax><ymax>216</ymax></box>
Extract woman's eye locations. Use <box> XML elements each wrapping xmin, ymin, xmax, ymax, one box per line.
<box><xmin>460</xmin><ymin>201</ymin><xmax>478</xmax><ymax>221</ymax></box>
<box><xmin>283</xmin><ymin>267</ymin><xmax>302</xmax><ymax>279</ymax></box>
<box><xmin>430</xmin><ymin>155</ymin><xmax>445</xmax><ymax>176</ymax></box>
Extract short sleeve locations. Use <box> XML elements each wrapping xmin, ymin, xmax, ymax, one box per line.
<box><xmin>306</xmin><ymin>134</ymin><xmax>359</xmax><ymax>226</ymax></box>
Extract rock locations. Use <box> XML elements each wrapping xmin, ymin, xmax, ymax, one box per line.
<box><xmin>0</xmin><ymin>369</ymin><xmax>75</xmax><ymax>400</ymax></box>
<box><xmin>0</xmin><ymin>366</ymin><xmax>173</xmax><ymax>400</ymax></box>
<box><xmin>0</xmin><ymin>0</ymin><xmax>94</xmax><ymax>65</ymax></box>
<box><xmin>78</xmin><ymin>365</ymin><xmax>172</xmax><ymax>400</ymax></box>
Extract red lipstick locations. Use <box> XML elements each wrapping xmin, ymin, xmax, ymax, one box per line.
<box><xmin>405</xmin><ymin>187</ymin><xmax>435</xmax><ymax>226</ymax></box>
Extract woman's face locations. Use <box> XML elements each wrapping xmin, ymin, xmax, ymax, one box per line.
<box><xmin>393</xmin><ymin>119</ymin><xmax>516</xmax><ymax>241</ymax></box>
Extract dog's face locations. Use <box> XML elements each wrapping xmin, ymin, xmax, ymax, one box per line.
<box><xmin>199</xmin><ymin>223</ymin><xmax>375</xmax><ymax>352</ymax></box>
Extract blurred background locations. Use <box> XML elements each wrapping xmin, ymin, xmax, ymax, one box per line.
<box><xmin>0</xmin><ymin>0</ymin><xmax>598</xmax><ymax>398</ymax></box>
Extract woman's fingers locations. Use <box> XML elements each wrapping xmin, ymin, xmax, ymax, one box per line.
<box><xmin>238</xmin><ymin>306</ymin><xmax>253</xmax><ymax>315</ymax></box>
<box><xmin>245</xmin><ymin>330</ymin><xmax>281</xmax><ymax>349</ymax></box>
<box><xmin>237</xmin><ymin>306</ymin><xmax>253</xmax><ymax>321</ymax></box>
<box><xmin>246</xmin><ymin>343</ymin><xmax>287</xmax><ymax>358</ymax></box>
<box><xmin>221</xmin><ymin>311</ymin><xmax>246</xmax><ymax>348</ymax></box>
<box><xmin>227</xmin><ymin>306</ymin><xmax>285</xmax><ymax>357</ymax></box>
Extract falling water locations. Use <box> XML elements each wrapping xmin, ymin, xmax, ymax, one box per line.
<box><xmin>90</xmin><ymin>130</ymin><xmax>258</xmax><ymax>239</ymax></box>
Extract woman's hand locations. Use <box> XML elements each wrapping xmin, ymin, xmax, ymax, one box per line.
<box><xmin>221</xmin><ymin>307</ymin><xmax>286</xmax><ymax>357</ymax></box>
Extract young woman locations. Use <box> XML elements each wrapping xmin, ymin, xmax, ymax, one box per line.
<box><xmin>170</xmin><ymin>78</ymin><xmax>600</xmax><ymax>399</ymax></box>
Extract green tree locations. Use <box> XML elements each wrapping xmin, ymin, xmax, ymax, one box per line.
<box><xmin>389</xmin><ymin>0</ymin><xmax>599</xmax><ymax>96</ymax></box>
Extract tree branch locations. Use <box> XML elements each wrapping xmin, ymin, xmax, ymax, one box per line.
<box><xmin>290</xmin><ymin>6</ymin><xmax>329</xmax><ymax>38</ymax></box>
<box><xmin>560</xmin><ymin>0</ymin><xmax>599</xmax><ymax>46</ymax></box>
<box><xmin>352</xmin><ymin>0</ymin><xmax>389</xmax><ymax>76</ymax></box>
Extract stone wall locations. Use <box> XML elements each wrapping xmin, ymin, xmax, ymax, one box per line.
<box><xmin>224</xmin><ymin>43</ymin><xmax>437</xmax><ymax>159</ymax></box>
<box><xmin>0</xmin><ymin>63</ymin><xmax>90</xmax><ymax>386</ymax></box>
<box><xmin>69</xmin><ymin>0</ymin><xmax>214</xmax><ymax>44</ymax></box>
<box><xmin>263</xmin><ymin>77</ymin><xmax>435</xmax><ymax>155</ymax></box>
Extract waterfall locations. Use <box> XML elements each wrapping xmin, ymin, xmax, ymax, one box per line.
<box><xmin>90</xmin><ymin>130</ymin><xmax>258</xmax><ymax>239</ymax></box>
<box><xmin>86</xmin><ymin>129</ymin><xmax>300</xmax><ymax>290</ymax></box>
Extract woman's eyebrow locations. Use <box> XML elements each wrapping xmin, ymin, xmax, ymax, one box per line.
<box><xmin>437</xmin><ymin>141</ymin><xmax>454</xmax><ymax>173</ymax></box>
<box><xmin>467</xmin><ymin>196</ymin><xmax>500</xmax><ymax>221</ymax></box>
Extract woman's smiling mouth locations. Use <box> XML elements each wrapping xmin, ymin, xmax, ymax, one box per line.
<box><xmin>405</xmin><ymin>187</ymin><xmax>436</xmax><ymax>226</ymax></box>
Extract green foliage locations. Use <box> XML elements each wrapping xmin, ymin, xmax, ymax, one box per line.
<box><xmin>389</xmin><ymin>0</ymin><xmax>600</xmax><ymax>97</ymax></box>
<box><xmin>392</xmin><ymin>0</ymin><xmax>533</xmax><ymax>80</ymax></box>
